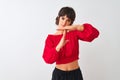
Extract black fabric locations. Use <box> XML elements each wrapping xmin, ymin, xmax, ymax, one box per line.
<box><xmin>52</xmin><ymin>67</ymin><xmax>83</xmax><ymax>80</ymax></box>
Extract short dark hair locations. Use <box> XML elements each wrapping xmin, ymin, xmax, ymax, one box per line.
<box><xmin>55</xmin><ymin>6</ymin><xmax>76</xmax><ymax>25</ymax></box>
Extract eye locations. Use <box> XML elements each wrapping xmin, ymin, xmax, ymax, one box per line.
<box><xmin>61</xmin><ymin>17</ymin><xmax>65</xmax><ymax>20</ymax></box>
<box><xmin>67</xmin><ymin>19</ymin><xmax>71</xmax><ymax>22</ymax></box>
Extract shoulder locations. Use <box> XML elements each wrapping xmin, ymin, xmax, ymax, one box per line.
<box><xmin>45</xmin><ymin>34</ymin><xmax>61</xmax><ymax>41</ymax></box>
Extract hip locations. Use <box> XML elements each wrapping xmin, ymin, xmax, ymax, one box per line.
<box><xmin>55</xmin><ymin>60</ymin><xmax>79</xmax><ymax>71</ymax></box>
<box><xmin>52</xmin><ymin>67</ymin><xmax>83</xmax><ymax>80</ymax></box>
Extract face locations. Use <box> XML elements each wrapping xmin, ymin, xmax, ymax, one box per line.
<box><xmin>58</xmin><ymin>15</ymin><xmax>71</xmax><ymax>27</ymax></box>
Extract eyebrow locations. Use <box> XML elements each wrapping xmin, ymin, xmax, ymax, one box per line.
<box><xmin>62</xmin><ymin>16</ymin><xmax>71</xmax><ymax>20</ymax></box>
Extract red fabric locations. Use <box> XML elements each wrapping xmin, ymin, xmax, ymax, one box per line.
<box><xmin>42</xmin><ymin>23</ymin><xmax>99</xmax><ymax>64</ymax></box>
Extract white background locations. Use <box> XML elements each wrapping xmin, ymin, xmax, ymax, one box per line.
<box><xmin>0</xmin><ymin>0</ymin><xmax>120</xmax><ymax>80</ymax></box>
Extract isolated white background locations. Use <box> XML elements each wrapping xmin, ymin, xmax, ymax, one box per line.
<box><xmin>0</xmin><ymin>0</ymin><xmax>120</xmax><ymax>80</ymax></box>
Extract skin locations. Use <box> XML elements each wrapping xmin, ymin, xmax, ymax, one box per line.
<box><xmin>55</xmin><ymin>15</ymin><xmax>84</xmax><ymax>71</ymax></box>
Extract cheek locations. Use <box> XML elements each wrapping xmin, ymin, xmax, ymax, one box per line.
<box><xmin>58</xmin><ymin>19</ymin><xmax>63</xmax><ymax>25</ymax></box>
<box><xmin>60</xmin><ymin>20</ymin><xmax>65</xmax><ymax>24</ymax></box>
<box><xmin>58</xmin><ymin>18</ymin><xmax>61</xmax><ymax>23</ymax></box>
<box><xmin>66</xmin><ymin>22</ymin><xmax>71</xmax><ymax>25</ymax></box>
<box><xmin>59</xmin><ymin>19</ymin><xmax>62</xmax><ymax>24</ymax></box>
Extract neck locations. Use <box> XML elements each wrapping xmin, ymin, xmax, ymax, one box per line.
<box><xmin>55</xmin><ymin>30</ymin><xmax>63</xmax><ymax>35</ymax></box>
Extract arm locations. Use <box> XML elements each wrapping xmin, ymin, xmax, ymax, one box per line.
<box><xmin>42</xmin><ymin>31</ymin><xmax>69</xmax><ymax>64</ymax></box>
<box><xmin>57</xmin><ymin>23</ymin><xmax>99</xmax><ymax>42</ymax></box>
<box><xmin>42</xmin><ymin>36</ymin><xmax>59</xmax><ymax>64</ymax></box>
<box><xmin>76</xmin><ymin>23</ymin><xmax>99</xmax><ymax>42</ymax></box>
<box><xmin>57</xmin><ymin>24</ymin><xmax>84</xmax><ymax>31</ymax></box>
<box><xmin>56</xmin><ymin>30</ymin><xmax>69</xmax><ymax>52</ymax></box>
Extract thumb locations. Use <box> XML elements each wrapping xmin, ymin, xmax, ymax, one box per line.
<box><xmin>65</xmin><ymin>40</ymin><xmax>69</xmax><ymax>44</ymax></box>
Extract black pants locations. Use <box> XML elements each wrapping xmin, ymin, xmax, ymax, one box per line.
<box><xmin>52</xmin><ymin>67</ymin><xmax>83</xmax><ymax>80</ymax></box>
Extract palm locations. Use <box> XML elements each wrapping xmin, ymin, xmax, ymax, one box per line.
<box><xmin>59</xmin><ymin>30</ymin><xmax>69</xmax><ymax>48</ymax></box>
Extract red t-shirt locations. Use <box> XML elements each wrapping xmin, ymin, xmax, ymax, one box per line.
<box><xmin>42</xmin><ymin>23</ymin><xmax>99</xmax><ymax>64</ymax></box>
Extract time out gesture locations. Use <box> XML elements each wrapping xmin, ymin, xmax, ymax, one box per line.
<box><xmin>57</xmin><ymin>25</ymin><xmax>84</xmax><ymax>32</ymax></box>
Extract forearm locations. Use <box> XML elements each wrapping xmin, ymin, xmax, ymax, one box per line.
<box><xmin>55</xmin><ymin>30</ymin><xmax>68</xmax><ymax>52</ymax></box>
<box><xmin>56</xmin><ymin>45</ymin><xmax>61</xmax><ymax>52</ymax></box>
<box><xmin>55</xmin><ymin>25</ymin><xmax>84</xmax><ymax>52</ymax></box>
<box><xmin>72</xmin><ymin>24</ymin><xmax>84</xmax><ymax>31</ymax></box>
<box><xmin>56</xmin><ymin>39</ymin><xmax>68</xmax><ymax>52</ymax></box>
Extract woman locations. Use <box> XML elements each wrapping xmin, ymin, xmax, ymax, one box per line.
<box><xmin>42</xmin><ymin>6</ymin><xmax>99</xmax><ymax>80</ymax></box>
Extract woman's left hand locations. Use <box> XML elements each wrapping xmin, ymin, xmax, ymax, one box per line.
<box><xmin>57</xmin><ymin>25</ymin><xmax>84</xmax><ymax>31</ymax></box>
<box><xmin>57</xmin><ymin>25</ymin><xmax>77</xmax><ymax>31</ymax></box>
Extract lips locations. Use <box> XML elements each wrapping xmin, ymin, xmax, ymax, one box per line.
<box><xmin>62</xmin><ymin>25</ymin><xmax>66</xmax><ymax>27</ymax></box>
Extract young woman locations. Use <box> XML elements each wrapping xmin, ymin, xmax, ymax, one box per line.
<box><xmin>42</xmin><ymin>6</ymin><xmax>99</xmax><ymax>80</ymax></box>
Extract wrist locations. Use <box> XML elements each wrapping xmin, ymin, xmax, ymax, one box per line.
<box><xmin>76</xmin><ymin>25</ymin><xmax>84</xmax><ymax>31</ymax></box>
<box><xmin>56</xmin><ymin>46</ymin><xmax>61</xmax><ymax>52</ymax></box>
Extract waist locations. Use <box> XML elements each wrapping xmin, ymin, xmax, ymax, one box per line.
<box><xmin>55</xmin><ymin>60</ymin><xmax>79</xmax><ymax>71</ymax></box>
<box><xmin>56</xmin><ymin>56</ymin><xmax>79</xmax><ymax>64</ymax></box>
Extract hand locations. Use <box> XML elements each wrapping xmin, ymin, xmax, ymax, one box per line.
<box><xmin>57</xmin><ymin>25</ymin><xmax>76</xmax><ymax>31</ymax></box>
<box><xmin>57</xmin><ymin>25</ymin><xmax>84</xmax><ymax>32</ymax></box>
<box><xmin>56</xmin><ymin>30</ymin><xmax>69</xmax><ymax>52</ymax></box>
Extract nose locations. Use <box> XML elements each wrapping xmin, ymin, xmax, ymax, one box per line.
<box><xmin>63</xmin><ymin>20</ymin><xmax>67</xmax><ymax>26</ymax></box>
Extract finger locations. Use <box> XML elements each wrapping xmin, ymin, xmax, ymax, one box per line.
<box><xmin>63</xmin><ymin>30</ymin><xmax>67</xmax><ymax>37</ymax></box>
<box><xmin>63</xmin><ymin>40</ymin><xmax>69</xmax><ymax>46</ymax></box>
<box><xmin>57</xmin><ymin>27</ymin><xmax>64</xmax><ymax>30</ymax></box>
<box><xmin>56</xmin><ymin>28</ymin><xmax>68</xmax><ymax>31</ymax></box>
<box><xmin>60</xmin><ymin>30</ymin><xmax>66</xmax><ymax>42</ymax></box>
<box><xmin>65</xmin><ymin>40</ymin><xmax>69</xmax><ymax>43</ymax></box>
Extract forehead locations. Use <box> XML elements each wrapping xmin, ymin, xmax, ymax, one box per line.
<box><xmin>61</xmin><ymin>15</ymin><xmax>71</xmax><ymax>20</ymax></box>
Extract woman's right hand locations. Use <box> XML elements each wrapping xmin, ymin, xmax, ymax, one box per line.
<box><xmin>56</xmin><ymin>30</ymin><xmax>69</xmax><ymax>52</ymax></box>
<box><xmin>57</xmin><ymin>25</ymin><xmax>84</xmax><ymax>32</ymax></box>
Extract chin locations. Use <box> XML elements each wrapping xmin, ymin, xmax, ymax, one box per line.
<box><xmin>62</xmin><ymin>25</ymin><xmax>66</xmax><ymax>27</ymax></box>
